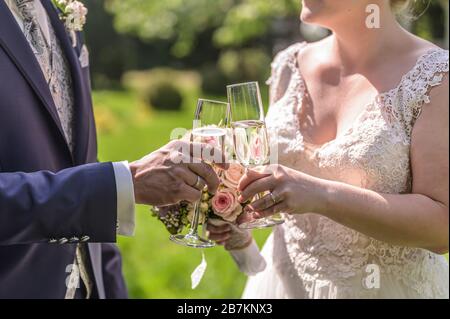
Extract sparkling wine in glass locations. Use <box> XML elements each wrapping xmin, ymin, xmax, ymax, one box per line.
<box><xmin>227</xmin><ymin>82</ymin><xmax>284</xmax><ymax>229</ymax></box>
<box><xmin>232</xmin><ymin>119</ymin><xmax>269</xmax><ymax>167</ymax></box>
<box><xmin>169</xmin><ymin>99</ymin><xmax>230</xmax><ymax>248</ymax></box>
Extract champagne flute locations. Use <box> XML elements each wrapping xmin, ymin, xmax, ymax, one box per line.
<box><xmin>227</xmin><ymin>81</ymin><xmax>284</xmax><ymax>229</ymax></box>
<box><xmin>170</xmin><ymin>99</ymin><xmax>230</xmax><ymax>248</ymax></box>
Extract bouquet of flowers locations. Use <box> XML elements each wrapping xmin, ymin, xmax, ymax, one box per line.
<box><xmin>151</xmin><ymin>162</ymin><xmax>248</xmax><ymax>235</ymax></box>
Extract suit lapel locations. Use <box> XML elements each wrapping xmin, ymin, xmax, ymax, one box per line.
<box><xmin>41</xmin><ymin>0</ymin><xmax>91</xmax><ymax>165</ymax></box>
<box><xmin>0</xmin><ymin>0</ymin><xmax>71</xmax><ymax>159</ymax></box>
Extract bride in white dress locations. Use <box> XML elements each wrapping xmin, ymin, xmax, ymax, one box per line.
<box><xmin>207</xmin><ymin>0</ymin><xmax>449</xmax><ymax>298</ymax></box>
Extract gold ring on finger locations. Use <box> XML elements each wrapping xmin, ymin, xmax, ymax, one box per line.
<box><xmin>193</xmin><ymin>176</ymin><xmax>204</xmax><ymax>190</ymax></box>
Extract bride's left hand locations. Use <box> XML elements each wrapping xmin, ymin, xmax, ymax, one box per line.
<box><xmin>237</xmin><ymin>164</ymin><xmax>329</xmax><ymax>218</ymax></box>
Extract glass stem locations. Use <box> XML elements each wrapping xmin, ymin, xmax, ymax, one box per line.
<box><xmin>188</xmin><ymin>200</ymin><xmax>201</xmax><ymax>236</ymax></box>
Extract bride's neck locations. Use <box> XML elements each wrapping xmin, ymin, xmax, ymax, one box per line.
<box><xmin>328</xmin><ymin>6</ymin><xmax>408</xmax><ymax>72</ymax></box>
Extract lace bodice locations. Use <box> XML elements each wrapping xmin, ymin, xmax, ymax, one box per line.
<box><xmin>262</xmin><ymin>43</ymin><xmax>449</xmax><ymax>298</ymax></box>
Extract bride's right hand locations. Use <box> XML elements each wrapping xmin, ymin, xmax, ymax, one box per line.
<box><xmin>206</xmin><ymin>219</ymin><xmax>252</xmax><ymax>250</ymax></box>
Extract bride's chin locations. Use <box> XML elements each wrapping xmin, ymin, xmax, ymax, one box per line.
<box><xmin>300</xmin><ymin>6</ymin><xmax>322</xmax><ymax>24</ymax></box>
<box><xmin>300</xmin><ymin>10</ymin><xmax>314</xmax><ymax>24</ymax></box>
<box><xmin>300</xmin><ymin>0</ymin><xmax>324</xmax><ymax>22</ymax></box>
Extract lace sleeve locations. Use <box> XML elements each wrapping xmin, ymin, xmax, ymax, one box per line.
<box><xmin>396</xmin><ymin>49</ymin><xmax>449</xmax><ymax>138</ymax></box>
<box><xmin>266</xmin><ymin>42</ymin><xmax>307</xmax><ymax>106</ymax></box>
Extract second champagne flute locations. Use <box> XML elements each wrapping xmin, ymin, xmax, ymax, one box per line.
<box><xmin>227</xmin><ymin>81</ymin><xmax>284</xmax><ymax>229</ymax></box>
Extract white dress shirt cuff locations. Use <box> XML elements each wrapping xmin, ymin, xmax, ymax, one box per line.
<box><xmin>112</xmin><ymin>161</ymin><xmax>136</xmax><ymax>236</ymax></box>
<box><xmin>229</xmin><ymin>240</ymin><xmax>266</xmax><ymax>276</ymax></box>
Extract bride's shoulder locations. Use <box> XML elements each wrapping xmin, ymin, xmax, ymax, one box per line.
<box><xmin>402</xmin><ymin>38</ymin><xmax>448</xmax><ymax>87</ymax></box>
<box><xmin>267</xmin><ymin>38</ymin><xmax>330</xmax><ymax>91</ymax></box>
<box><xmin>271</xmin><ymin>42</ymin><xmax>308</xmax><ymax>69</ymax></box>
<box><xmin>407</xmin><ymin>36</ymin><xmax>448</xmax><ymax>64</ymax></box>
<box><xmin>395</xmin><ymin>38</ymin><xmax>448</xmax><ymax>129</ymax></box>
<box><xmin>267</xmin><ymin>42</ymin><xmax>309</xmax><ymax>104</ymax></box>
<box><xmin>269</xmin><ymin>41</ymin><xmax>316</xmax><ymax>80</ymax></box>
<box><xmin>270</xmin><ymin>36</ymin><xmax>332</xmax><ymax>70</ymax></box>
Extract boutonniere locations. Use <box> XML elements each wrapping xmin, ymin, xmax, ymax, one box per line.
<box><xmin>51</xmin><ymin>0</ymin><xmax>88</xmax><ymax>47</ymax></box>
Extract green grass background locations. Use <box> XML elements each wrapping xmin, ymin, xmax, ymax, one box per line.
<box><xmin>93</xmin><ymin>90</ymin><xmax>448</xmax><ymax>299</ymax></box>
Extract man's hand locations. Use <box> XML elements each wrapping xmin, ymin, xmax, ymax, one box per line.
<box><xmin>129</xmin><ymin>140</ymin><xmax>227</xmax><ymax>206</ymax></box>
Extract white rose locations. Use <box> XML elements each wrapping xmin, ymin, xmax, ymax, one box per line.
<box><xmin>65</xmin><ymin>1</ymin><xmax>88</xmax><ymax>31</ymax></box>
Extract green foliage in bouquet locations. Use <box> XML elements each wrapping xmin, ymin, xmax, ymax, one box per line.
<box><xmin>151</xmin><ymin>191</ymin><xmax>212</xmax><ymax>235</ymax></box>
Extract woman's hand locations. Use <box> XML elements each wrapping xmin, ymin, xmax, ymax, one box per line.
<box><xmin>206</xmin><ymin>218</ymin><xmax>252</xmax><ymax>251</ymax></box>
<box><xmin>237</xmin><ymin>164</ymin><xmax>329</xmax><ymax>219</ymax></box>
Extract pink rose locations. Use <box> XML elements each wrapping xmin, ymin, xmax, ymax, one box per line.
<box><xmin>222</xmin><ymin>163</ymin><xmax>245</xmax><ymax>189</ymax></box>
<box><xmin>210</xmin><ymin>188</ymin><xmax>242</xmax><ymax>222</ymax></box>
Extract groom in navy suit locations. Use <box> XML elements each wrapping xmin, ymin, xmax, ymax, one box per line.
<box><xmin>0</xmin><ymin>0</ymin><xmax>222</xmax><ymax>298</ymax></box>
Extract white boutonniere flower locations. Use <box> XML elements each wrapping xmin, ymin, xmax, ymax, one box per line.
<box><xmin>51</xmin><ymin>0</ymin><xmax>88</xmax><ymax>47</ymax></box>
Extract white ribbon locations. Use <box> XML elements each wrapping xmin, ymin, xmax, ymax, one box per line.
<box><xmin>191</xmin><ymin>251</ymin><xmax>207</xmax><ymax>289</ymax></box>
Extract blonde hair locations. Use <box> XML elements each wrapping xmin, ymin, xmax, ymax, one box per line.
<box><xmin>391</xmin><ymin>0</ymin><xmax>431</xmax><ymax>19</ymax></box>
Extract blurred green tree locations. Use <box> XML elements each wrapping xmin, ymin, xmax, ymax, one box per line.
<box><xmin>105</xmin><ymin>0</ymin><xmax>300</xmax><ymax>58</ymax></box>
<box><xmin>103</xmin><ymin>0</ymin><xmax>302</xmax><ymax>92</ymax></box>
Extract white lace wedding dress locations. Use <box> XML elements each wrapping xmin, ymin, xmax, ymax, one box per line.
<box><xmin>240</xmin><ymin>43</ymin><xmax>449</xmax><ymax>299</ymax></box>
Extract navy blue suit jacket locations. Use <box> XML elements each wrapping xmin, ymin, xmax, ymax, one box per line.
<box><xmin>0</xmin><ymin>0</ymin><xmax>127</xmax><ymax>298</ymax></box>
